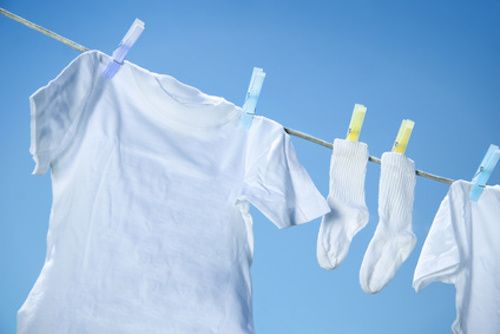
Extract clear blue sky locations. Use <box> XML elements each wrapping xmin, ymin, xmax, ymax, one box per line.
<box><xmin>1</xmin><ymin>1</ymin><xmax>499</xmax><ymax>333</ymax></box>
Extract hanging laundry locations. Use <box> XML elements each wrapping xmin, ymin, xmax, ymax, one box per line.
<box><xmin>317</xmin><ymin>138</ymin><xmax>370</xmax><ymax>269</ymax></box>
<box><xmin>359</xmin><ymin>151</ymin><xmax>417</xmax><ymax>293</ymax></box>
<box><xmin>413</xmin><ymin>180</ymin><xmax>500</xmax><ymax>334</ymax></box>
<box><xmin>17</xmin><ymin>50</ymin><xmax>330</xmax><ymax>334</ymax></box>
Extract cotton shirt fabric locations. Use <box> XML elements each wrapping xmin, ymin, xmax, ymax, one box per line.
<box><xmin>413</xmin><ymin>180</ymin><xmax>500</xmax><ymax>334</ymax></box>
<box><xmin>17</xmin><ymin>50</ymin><xmax>330</xmax><ymax>334</ymax></box>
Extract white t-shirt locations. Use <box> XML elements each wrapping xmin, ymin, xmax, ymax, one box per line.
<box><xmin>413</xmin><ymin>179</ymin><xmax>500</xmax><ymax>334</ymax></box>
<box><xmin>17</xmin><ymin>50</ymin><xmax>330</xmax><ymax>334</ymax></box>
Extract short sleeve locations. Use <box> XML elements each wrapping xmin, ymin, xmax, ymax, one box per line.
<box><xmin>29</xmin><ymin>50</ymin><xmax>99</xmax><ymax>175</ymax></box>
<box><xmin>240</xmin><ymin>119</ymin><xmax>330</xmax><ymax>229</ymax></box>
<box><xmin>413</xmin><ymin>184</ymin><xmax>465</xmax><ymax>292</ymax></box>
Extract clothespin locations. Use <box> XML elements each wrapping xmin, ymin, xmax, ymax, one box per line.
<box><xmin>392</xmin><ymin>119</ymin><xmax>415</xmax><ymax>154</ymax></box>
<box><xmin>346</xmin><ymin>104</ymin><xmax>367</xmax><ymax>142</ymax></box>
<box><xmin>240</xmin><ymin>67</ymin><xmax>266</xmax><ymax>129</ymax></box>
<box><xmin>470</xmin><ymin>144</ymin><xmax>500</xmax><ymax>201</ymax></box>
<box><xmin>103</xmin><ymin>18</ymin><xmax>145</xmax><ymax>79</ymax></box>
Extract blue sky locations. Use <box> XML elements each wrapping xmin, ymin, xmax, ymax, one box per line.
<box><xmin>1</xmin><ymin>1</ymin><xmax>499</xmax><ymax>333</ymax></box>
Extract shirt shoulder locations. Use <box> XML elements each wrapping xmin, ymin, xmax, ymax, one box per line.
<box><xmin>29</xmin><ymin>49</ymin><xmax>110</xmax><ymax>175</ymax></box>
<box><xmin>241</xmin><ymin>115</ymin><xmax>330</xmax><ymax>228</ymax></box>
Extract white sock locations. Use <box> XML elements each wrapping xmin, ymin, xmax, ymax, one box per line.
<box><xmin>359</xmin><ymin>152</ymin><xmax>417</xmax><ymax>294</ymax></box>
<box><xmin>317</xmin><ymin>138</ymin><xmax>369</xmax><ymax>269</ymax></box>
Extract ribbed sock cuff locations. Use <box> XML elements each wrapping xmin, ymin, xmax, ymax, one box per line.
<box><xmin>379</xmin><ymin>152</ymin><xmax>416</xmax><ymax>229</ymax></box>
<box><xmin>330</xmin><ymin>138</ymin><xmax>369</xmax><ymax>205</ymax></box>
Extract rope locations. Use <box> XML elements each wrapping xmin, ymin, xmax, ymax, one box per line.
<box><xmin>0</xmin><ymin>7</ymin><xmax>455</xmax><ymax>185</ymax></box>
<box><xmin>0</xmin><ymin>8</ymin><xmax>88</xmax><ymax>52</ymax></box>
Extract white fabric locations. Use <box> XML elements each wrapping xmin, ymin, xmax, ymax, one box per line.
<box><xmin>413</xmin><ymin>180</ymin><xmax>500</xmax><ymax>334</ymax></box>
<box><xmin>359</xmin><ymin>152</ymin><xmax>416</xmax><ymax>293</ymax></box>
<box><xmin>316</xmin><ymin>138</ymin><xmax>369</xmax><ymax>269</ymax></box>
<box><xmin>17</xmin><ymin>50</ymin><xmax>330</xmax><ymax>334</ymax></box>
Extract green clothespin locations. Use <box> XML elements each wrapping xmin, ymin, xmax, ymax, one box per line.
<box><xmin>392</xmin><ymin>119</ymin><xmax>415</xmax><ymax>154</ymax></box>
<box><xmin>346</xmin><ymin>104</ymin><xmax>367</xmax><ymax>142</ymax></box>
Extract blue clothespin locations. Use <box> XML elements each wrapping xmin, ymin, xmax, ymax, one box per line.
<box><xmin>240</xmin><ymin>67</ymin><xmax>266</xmax><ymax>129</ymax></box>
<box><xmin>104</xmin><ymin>18</ymin><xmax>145</xmax><ymax>79</ymax></box>
<box><xmin>470</xmin><ymin>144</ymin><xmax>500</xmax><ymax>201</ymax></box>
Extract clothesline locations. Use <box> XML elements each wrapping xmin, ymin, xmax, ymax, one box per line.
<box><xmin>0</xmin><ymin>7</ymin><xmax>455</xmax><ymax>185</ymax></box>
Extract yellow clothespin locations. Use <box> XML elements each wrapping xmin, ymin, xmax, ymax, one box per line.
<box><xmin>346</xmin><ymin>104</ymin><xmax>367</xmax><ymax>142</ymax></box>
<box><xmin>392</xmin><ymin>119</ymin><xmax>415</xmax><ymax>154</ymax></box>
